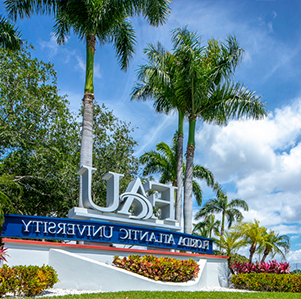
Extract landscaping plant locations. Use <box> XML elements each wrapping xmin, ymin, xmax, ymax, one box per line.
<box><xmin>113</xmin><ymin>255</ymin><xmax>199</xmax><ymax>282</ymax></box>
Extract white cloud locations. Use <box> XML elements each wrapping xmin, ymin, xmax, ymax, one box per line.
<box><xmin>194</xmin><ymin>98</ymin><xmax>301</xmax><ymax>235</ymax></box>
<box><xmin>39</xmin><ymin>34</ymin><xmax>59</xmax><ymax>57</ymax></box>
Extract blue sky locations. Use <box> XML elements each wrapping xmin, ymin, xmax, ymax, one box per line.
<box><xmin>2</xmin><ymin>0</ymin><xmax>301</xmax><ymax>266</ymax></box>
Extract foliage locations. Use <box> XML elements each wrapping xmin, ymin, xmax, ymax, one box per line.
<box><xmin>113</xmin><ymin>255</ymin><xmax>199</xmax><ymax>282</ymax></box>
<box><xmin>193</xmin><ymin>214</ymin><xmax>220</xmax><ymax>238</ymax></box>
<box><xmin>139</xmin><ymin>135</ymin><xmax>214</xmax><ymax>206</ymax></box>
<box><xmin>91</xmin><ymin>103</ymin><xmax>139</xmax><ymax>207</ymax></box>
<box><xmin>0</xmin><ymin>264</ymin><xmax>58</xmax><ymax>297</ymax></box>
<box><xmin>231</xmin><ymin>273</ymin><xmax>301</xmax><ymax>292</ymax></box>
<box><xmin>0</xmin><ymin>46</ymin><xmax>80</xmax><ymax>217</ymax></box>
<box><xmin>0</xmin><ymin>15</ymin><xmax>23</xmax><ymax>50</ymax></box>
<box><xmin>0</xmin><ymin>47</ymin><xmax>139</xmax><ymax>217</ymax></box>
<box><xmin>258</xmin><ymin>230</ymin><xmax>290</xmax><ymax>262</ymax></box>
<box><xmin>195</xmin><ymin>184</ymin><xmax>248</xmax><ymax>236</ymax></box>
<box><xmin>0</xmin><ymin>248</ymin><xmax>9</xmax><ymax>262</ymax></box>
<box><xmin>232</xmin><ymin>260</ymin><xmax>291</xmax><ymax>274</ymax></box>
<box><xmin>231</xmin><ymin>220</ymin><xmax>269</xmax><ymax>263</ymax></box>
<box><xmin>230</xmin><ymin>253</ymin><xmax>249</xmax><ymax>267</ymax></box>
<box><xmin>214</xmin><ymin>231</ymin><xmax>247</xmax><ymax>274</ymax></box>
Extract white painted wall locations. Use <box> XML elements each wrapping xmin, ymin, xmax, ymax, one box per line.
<box><xmin>3</xmin><ymin>239</ymin><xmax>228</xmax><ymax>291</ymax></box>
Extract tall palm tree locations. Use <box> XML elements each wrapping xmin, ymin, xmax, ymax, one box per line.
<box><xmin>232</xmin><ymin>219</ymin><xmax>268</xmax><ymax>263</ymax></box>
<box><xmin>171</xmin><ymin>26</ymin><xmax>267</xmax><ymax>234</ymax></box>
<box><xmin>259</xmin><ymin>231</ymin><xmax>290</xmax><ymax>262</ymax></box>
<box><xmin>214</xmin><ymin>231</ymin><xmax>247</xmax><ymax>274</ymax></box>
<box><xmin>195</xmin><ymin>184</ymin><xmax>248</xmax><ymax>237</ymax></box>
<box><xmin>131</xmin><ymin>42</ymin><xmax>185</xmax><ymax>223</ymax></box>
<box><xmin>193</xmin><ymin>214</ymin><xmax>220</xmax><ymax>239</ymax></box>
<box><xmin>6</xmin><ymin>0</ymin><xmax>171</xmax><ymax>206</ymax></box>
<box><xmin>0</xmin><ymin>15</ymin><xmax>23</xmax><ymax>50</ymax></box>
<box><xmin>140</xmin><ymin>136</ymin><xmax>214</xmax><ymax>209</ymax></box>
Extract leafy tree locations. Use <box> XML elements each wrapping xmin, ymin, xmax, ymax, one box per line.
<box><xmin>0</xmin><ymin>15</ymin><xmax>22</xmax><ymax>50</ymax></box>
<box><xmin>195</xmin><ymin>184</ymin><xmax>248</xmax><ymax>237</ymax></box>
<box><xmin>131</xmin><ymin>43</ymin><xmax>185</xmax><ymax>223</ymax></box>
<box><xmin>5</xmin><ymin>0</ymin><xmax>171</xmax><ymax>207</ymax></box>
<box><xmin>0</xmin><ymin>47</ymin><xmax>80</xmax><ymax>217</ymax></box>
<box><xmin>232</xmin><ymin>219</ymin><xmax>268</xmax><ymax>263</ymax></box>
<box><xmin>214</xmin><ymin>231</ymin><xmax>247</xmax><ymax>274</ymax></box>
<box><xmin>193</xmin><ymin>214</ymin><xmax>220</xmax><ymax>238</ymax></box>
<box><xmin>139</xmin><ymin>136</ymin><xmax>214</xmax><ymax>208</ymax></box>
<box><xmin>91</xmin><ymin>103</ymin><xmax>139</xmax><ymax>207</ymax></box>
<box><xmin>170</xmin><ymin>26</ymin><xmax>267</xmax><ymax>234</ymax></box>
<box><xmin>259</xmin><ymin>231</ymin><xmax>290</xmax><ymax>262</ymax></box>
<box><xmin>0</xmin><ymin>47</ymin><xmax>139</xmax><ymax>217</ymax></box>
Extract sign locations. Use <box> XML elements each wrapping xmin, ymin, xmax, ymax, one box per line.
<box><xmin>69</xmin><ymin>166</ymin><xmax>180</xmax><ymax>231</ymax></box>
<box><xmin>1</xmin><ymin>214</ymin><xmax>213</xmax><ymax>254</ymax></box>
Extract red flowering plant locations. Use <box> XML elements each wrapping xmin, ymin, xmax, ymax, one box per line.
<box><xmin>0</xmin><ymin>248</ymin><xmax>9</xmax><ymax>263</ymax></box>
<box><xmin>232</xmin><ymin>260</ymin><xmax>290</xmax><ymax>274</ymax></box>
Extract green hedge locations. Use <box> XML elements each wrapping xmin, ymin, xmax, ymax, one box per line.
<box><xmin>231</xmin><ymin>273</ymin><xmax>301</xmax><ymax>292</ymax></box>
<box><xmin>0</xmin><ymin>264</ymin><xmax>59</xmax><ymax>296</ymax></box>
<box><xmin>113</xmin><ymin>255</ymin><xmax>199</xmax><ymax>282</ymax></box>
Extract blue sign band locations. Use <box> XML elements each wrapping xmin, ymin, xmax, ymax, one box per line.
<box><xmin>1</xmin><ymin>214</ymin><xmax>214</xmax><ymax>254</ymax></box>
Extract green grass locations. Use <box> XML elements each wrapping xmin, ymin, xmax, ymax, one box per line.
<box><xmin>38</xmin><ymin>291</ymin><xmax>301</xmax><ymax>299</ymax></box>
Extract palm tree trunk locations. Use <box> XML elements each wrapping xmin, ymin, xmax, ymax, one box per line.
<box><xmin>221</xmin><ymin>211</ymin><xmax>225</xmax><ymax>237</ymax></box>
<box><xmin>183</xmin><ymin>116</ymin><xmax>196</xmax><ymax>234</ymax></box>
<box><xmin>228</xmin><ymin>257</ymin><xmax>234</xmax><ymax>275</ymax></box>
<box><xmin>79</xmin><ymin>34</ymin><xmax>96</xmax><ymax>207</ymax></box>
<box><xmin>249</xmin><ymin>243</ymin><xmax>256</xmax><ymax>263</ymax></box>
<box><xmin>175</xmin><ymin>111</ymin><xmax>184</xmax><ymax>225</ymax></box>
<box><xmin>261</xmin><ymin>247</ymin><xmax>269</xmax><ymax>262</ymax></box>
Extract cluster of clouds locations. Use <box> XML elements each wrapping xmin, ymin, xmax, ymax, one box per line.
<box><xmin>194</xmin><ymin>98</ymin><xmax>301</xmax><ymax>263</ymax></box>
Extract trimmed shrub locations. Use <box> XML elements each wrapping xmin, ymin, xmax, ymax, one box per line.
<box><xmin>232</xmin><ymin>260</ymin><xmax>290</xmax><ymax>274</ymax></box>
<box><xmin>231</xmin><ymin>273</ymin><xmax>301</xmax><ymax>292</ymax></box>
<box><xmin>113</xmin><ymin>255</ymin><xmax>199</xmax><ymax>282</ymax></box>
<box><xmin>0</xmin><ymin>264</ymin><xmax>58</xmax><ymax>296</ymax></box>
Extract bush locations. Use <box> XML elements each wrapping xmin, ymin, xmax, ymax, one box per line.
<box><xmin>0</xmin><ymin>264</ymin><xmax>58</xmax><ymax>296</ymax></box>
<box><xmin>113</xmin><ymin>255</ymin><xmax>199</xmax><ymax>282</ymax></box>
<box><xmin>231</xmin><ymin>273</ymin><xmax>301</xmax><ymax>292</ymax></box>
<box><xmin>232</xmin><ymin>260</ymin><xmax>290</xmax><ymax>274</ymax></box>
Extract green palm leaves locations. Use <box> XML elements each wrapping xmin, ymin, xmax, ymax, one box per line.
<box><xmin>133</xmin><ymin>25</ymin><xmax>267</xmax><ymax>234</ymax></box>
<box><xmin>0</xmin><ymin>15</ymin><xmax>23</xmax><ymax>50</ymax></box>
<box><xmin>140</xmin><ymin>136</ymin><xmax>214</xmax><ymax>207</ymax></box>
<box><xmin>195</xmin><ymin>184</ymin><xmax>248</xmax><ymax>237</ymax></box>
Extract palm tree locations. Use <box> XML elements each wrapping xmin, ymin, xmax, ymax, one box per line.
<box><xmin>195</xmin><ymin>184</ymin><xmax>248</xmax><ymax>237</ymax></box>
<box><xmin>232</xmin><ymin>219</ymin><xmax>268</xmax><ymax>263</ymax></box>
<box><xmin>171</xmin><ymin>26</ymin><xmax>267</xmax><ymax>234</ymax></box>
<box><xmin>6</xmin><ymin>0</ymin><xmax>171</xmax><ymax>206</ymax></box>
<box><xmin>0</xmin><ymin>15</ymin><xmax>22</xmax><ymax>50</ymax></box>
<box><xmin>193</xmin><ymin>214</ymin><xmax>220</xmax><ymax>239</ymax></box>
<box><xmin>140</xmin><ymin>136</ymin><xmax>214</xmax><ymax>209</ymax></box>
<box><xmin>131</xmin><ymin>42</ymin><xmax>185</xmax><ymax>223</ymax></box>
<box><xmin>259</xmin><ymin>231</ymin><xmax>290</xmax><ymax>262</ymax></box>
<box><xmin>214</xmin><ymin>231</ymin><xmax>247</xmax><ymax>274</ymax></box>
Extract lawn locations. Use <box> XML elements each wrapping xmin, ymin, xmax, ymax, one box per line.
<box><xmin>40</xmin><ymin>291</ymin><xmax>301</xmax><ymax>299</ymax></box>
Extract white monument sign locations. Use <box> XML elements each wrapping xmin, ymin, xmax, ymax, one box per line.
<box><xmin>68</xmin><ymin>166</ymin><xmax>180</xmax><ymax>231</ymax></box>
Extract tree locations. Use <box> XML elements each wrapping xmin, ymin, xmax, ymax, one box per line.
<box><xmin>131</xmin><ymin>42</ymin><xmax>185</xmax><ymax>224</ymax></box>
<box><xmin>171</xmin><ymin>26</ymin><xmax>267</xmax><ymax>234</ymax></box>
<box><xmin>91</xmin><ymin>103</ymin><xmax>139</xmax><ymax>207</ymax></box>
<box><xmin>232</xmin><ymin>219</ymin><xmax>268</xmax><ymax>263</ymax></box>
<box><xmin>214</xmin><ymin>231</ymin><xmax>247</xmax><ymax>274</ymax></box>
<box><xmin>193</xmin><ymin>214</ymin><xmax>220</xmax><ymax>239</ymax></box>
<box><xmin>0</xmin><ymin>47</ymin><xmax>139</xmax><ymax>217</ymax></box>
<box><xmin>5</xmin><ymin>0</ymin><xmax>171</xmax><ymax>207</ymax></box>
<box><xmin>195</xmin><ymin>184</ymin><xmax>249</xmax><ymax>237</ymax></box>
<box><xmin>259</xmin><ymin>231</ymin><xmax>290</xmax><ymax>262</ymax></box>
<box><xmin>140</xmin><ymin>136</ymin><xmax>214</xmax><ymax>208</ymax></box>
<box><xmin>0</xmin><ymin>15</ymin><xmax>22</xmax><ymax>50</ymax></box>
<box><xmin>0</xmin><ymin>47</ymin><xmax>80</xmax><ymax>217</ymax></box>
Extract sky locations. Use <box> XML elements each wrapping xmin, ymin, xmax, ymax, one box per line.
<box><xmin>2</xmin><ymin>0</ymin><xmax>301</xmax><ymax>267</ymax></box>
